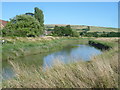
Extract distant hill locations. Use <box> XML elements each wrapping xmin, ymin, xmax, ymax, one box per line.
<box><xmin>45</xmin><ymin>24</ymin><xmax>118</xmax><ymax>32</ymax></box>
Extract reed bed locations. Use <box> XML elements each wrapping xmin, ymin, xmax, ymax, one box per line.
<box><xmin>2</xmin><ymin>38</ymin><xmax>118</xmax><ymax>88</ymax></box>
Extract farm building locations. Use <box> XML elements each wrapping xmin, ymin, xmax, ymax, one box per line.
<box><xmin>0</xmin><ymin>19</ymin><xmax>8</xmax><ymax>29</ymax></box>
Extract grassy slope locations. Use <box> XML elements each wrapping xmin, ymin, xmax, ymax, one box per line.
<box><xmin>2</xmin><ymin>37</ymin><xmax>119</xmax><ymax>88</ymax></box>
<box><xmin>45</xmin><ymin>24</ymin><xmax>118</xmax><ymax>32</ymax></box>
<box><xmin>88</xmin><ymin>26</ymin><xmax>118</xmax><ymax>32</ymax></box>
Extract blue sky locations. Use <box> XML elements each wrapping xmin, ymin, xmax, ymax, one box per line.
<box><xmin>2</xmin><ymin>2</ymin><xmax>118</xmax><ymax>28</ymax></box>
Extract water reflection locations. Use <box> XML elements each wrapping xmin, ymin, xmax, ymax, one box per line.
<box><xmin>43</xmin><ymin>45</ymin><xmax>102</xmax><ymax>68</ymax></box>
<box><xmin>2</xmin><ymin>44</ymin><xmax>102</xmax><ymax>80</ymax></box>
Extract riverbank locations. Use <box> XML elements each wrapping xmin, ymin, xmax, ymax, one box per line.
<box><xmin>2</xmin><ymin>36</ymin><xmax>89</xmax><ymax>61</ymax></box>
<box><xmin>2</xmin><ymin>37</ymin><xmax>118</xmax><ymax>88</ymax></box>
<box><xmin>88</xmin><ymin>40</ymin><xmax>113</xmax><ymax>50</ymax></box>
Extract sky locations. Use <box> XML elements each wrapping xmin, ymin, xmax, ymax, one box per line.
<box><xmin>1</xmin><ymin>0</ymin><xmax>119</xmax><ymax>2</ymax></box>
<box><xmin>1</xmin><ymin>2</ymin><xmax>118</xmax><ymax>28</ymax></box>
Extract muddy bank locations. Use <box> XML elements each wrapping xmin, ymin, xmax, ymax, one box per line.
<box><xmin>88</xmin><ymin>40</ymin><xmax>112</xmax><ymax>50</ymax></box>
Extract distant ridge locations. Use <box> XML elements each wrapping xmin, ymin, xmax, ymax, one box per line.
<box><xmin>45</xmin><ymin>24</ymin><xmax>118</xmax><ymax>32</ymax></box>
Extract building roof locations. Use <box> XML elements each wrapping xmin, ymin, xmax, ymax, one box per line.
<box><xmin>0</xmin><ymin>19</ymin><xmax>8</xmax><ymax>29</ymax></box>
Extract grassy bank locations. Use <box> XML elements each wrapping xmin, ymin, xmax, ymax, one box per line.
<box><xmin>2</xmin><ymin>36</ymin><xmax>89</xmax><ymax>61</ymax></box>
<box><xmin>2</xmin><ymin>37</ymin><xmax>118</xmax><ymax>88</ymax></box>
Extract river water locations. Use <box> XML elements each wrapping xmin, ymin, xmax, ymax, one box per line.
<box><xmin>2</xmin><ymin>44</ymin><xmax>102</xmax><ymax>80</ymax></box>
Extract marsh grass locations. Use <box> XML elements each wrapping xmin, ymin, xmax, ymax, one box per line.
<box><xmin>2</xmin><ymin>37</ymin><xmax>88</xmax><ymax>61</ymax></box>
<box><xmin>2</xmin><ymin>43</ymin><xmax>118</xmax><ymax>88</ymax></box>
<box><xmin>2</xmin><ymin>37</ymin><xmax>119</xmax><ymax>88</ymax></box>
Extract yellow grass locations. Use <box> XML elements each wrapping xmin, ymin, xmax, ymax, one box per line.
<box><xmin>2</xmin><ymin>39</ymin><xmax>118</xmax><ymax>88</ymax></box>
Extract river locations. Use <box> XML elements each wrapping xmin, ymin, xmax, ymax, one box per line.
<box><xmin>2</xmin><ymin>44</ymin><xmax>102</xmax><ymax>80</ymax></box>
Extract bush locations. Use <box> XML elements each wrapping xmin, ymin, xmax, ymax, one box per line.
<box><xmin>2</xmin><ymin>15</ymin><xmax>43</xmax><ymax>37</ymax></box>
<box><xmin>72</xmin><ymin>31</ymin><xmax>79</xmax><ymax>37</ymax></box>
<box><xmin>53</xmin><ymin>25</ymin><xmax>73</xmax><ymax>36</ymax></box>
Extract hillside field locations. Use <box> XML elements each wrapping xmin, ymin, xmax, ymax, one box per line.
<box><xmin>45</xmin><ymin>24</ymin><xmax>118</xmax><ymax>32</ymax></box>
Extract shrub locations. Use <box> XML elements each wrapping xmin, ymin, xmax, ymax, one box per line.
<box><xmin>53</xmin><ymin>25</ymin><xmax>73</xmax><ymax>36</ymax></box>
<box><xmin>72</xmin><ymin>31</ymin><xmax>79</xmax><ymax>37</ymax></box>
<box><xmin>2</xmin><ymin>15</ymin><xmax>43</xmax><ymax>37</ymax></box>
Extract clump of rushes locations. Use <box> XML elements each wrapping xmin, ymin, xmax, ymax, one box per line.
<box><xmin>2</xmin><ymin>39</ymin><xmax>118</xmax><ymax>88</ymax></box>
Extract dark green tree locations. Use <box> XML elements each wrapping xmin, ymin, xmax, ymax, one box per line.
<box><xmin>60</xmin><ymin>26</ymin><xmax>65</xmax><ymax>36</ymax></box>
<box><xmin>64</xmin><ymin>25</ymin><xmax>72</xmax><ymax>36</ymax></box>
<box><xmin>72</xmin><ymin>31</ymin><xmax>79</xmax><ymax>37</ymax></box>
<box><xmin>53</xmin><ymin>25</ymin><xmax>73</xmax><ymax>36</ymax></box>
<box><xmin>34</xmin><ymin>7</ymin><xmax>44</xmax><ymax>28</ymax></box>
<box><xmin>53</xmin><ymin>25</ymin><xmax>60</xmax><ymax>36</ymax></box>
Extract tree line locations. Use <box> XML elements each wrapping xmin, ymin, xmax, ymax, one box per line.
<box><xmin>80</xmin><ymin>31</ymin><xmax>120</xmax><ymax>37</ymax></box>
<box><xmin>52</xmin><ymin>25</ymin><xmax>79</xmax><ymax>37</ymax></box>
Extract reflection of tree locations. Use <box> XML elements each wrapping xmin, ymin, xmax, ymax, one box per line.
<box><xmin>16</xmin><ymin>53</ymin><xmax>48</xmax><ymax>68</ymax></box>
<box><xmin>61</xmin><ymin>45</ymin><xmax>78</xmax><ymax>56</ymax></box>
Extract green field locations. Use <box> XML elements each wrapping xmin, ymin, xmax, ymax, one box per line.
<box><xmin>45</xmin><ymin>24</ymin><xmax>118</xmax><ymax>32</ymax></box>
<box><xmin>88</xmin><ymin>26</ymin><xmax>118</xmax><ymax>32</ymax></box>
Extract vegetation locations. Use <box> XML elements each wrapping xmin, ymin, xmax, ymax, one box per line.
<box><xmin>87</xmin><ymin>26</ymin><xmax>118</xmax><ymax>32</ymax></box>
<box><xmin>71</xmin><ymin>31</ymin><xmax>79</xmax><ymax>37</ymax></box>
<box><xmin>2</xmin><ymin>38</ymin><xmax>118</xmax><ymax>88</ymax></box>
<box><xmin>2</xmin><ymin>15</ymin><xmax>42</xmax><ymax>37</ymax></box>
<box><xmin>2</xmin><ymin>7</ymin><xmax>44</xmax><ymax>37</ymax></box>
<box><xmin>45</xmin><ymin>24</ymin><xmax>119</xmax><ymax>37</ymax></box>
<box><xmin>34</xmin><ymin>7</ymin><xmax>44</xmax><ymax>30</ymax></box>
<box><xmin>45</xmin><ymin>24</ymin><xmax>118</xmax><ymax>32</ymax></box>
<box><xmin>2</xmin><ymin>37</ymin><xmax>88</xmax><ymax>61</ymax></box>
<box><xmin>53</xmin><ymin>25</ymin><xmax>72</xmax><ymax>36</ymax></box>
<box><xmin>52</xmin><ymin>25</ymin><xmax>79</xmax><ymax>37</ymax></box>
<box><xmin>80</xmin><ymin>32</ymin><xmax>120</xmax><ymax>37</ymax></box>
<box><xmin>1</xmin><ymin>5</ymin><xmax>119</xmax><ymax>89</ymax></box>
<box><xmin>100</xmin><ymin>32</ymin><xmax>120</xmax><ymax>37</ymax></box>
<box><xmin>89</xmin><ymin>39</ymin><xmax>116</xmax><ymax>48</ymax></box>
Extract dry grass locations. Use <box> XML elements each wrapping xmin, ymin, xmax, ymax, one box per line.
<box><xmin>95</xmin><ymin>37</ymin><xmax>119</xmax><ymax>42</ymax></box>
<box><xmin>1</xmin><ymin>36</ymin><xmax>60</xmax><ymax>42</ymax></box>
<box><xmin>3</xmin><ymin>37</ymin><xmax>85</xmax><ymax>61</ymax></box>
<box><xmin>2</xmin><ymin>44</ymin><xmax>118</xmax><ymax>88</ymax></box>
<box><xmin>87</xmin><ymin>26</ymin><xmax>118</xmax><ymax>32</ymax></box>
<box><xmin>2</xmin><ymin>38</ymin><xmax>118</xmax><ymax>88</ymax></box>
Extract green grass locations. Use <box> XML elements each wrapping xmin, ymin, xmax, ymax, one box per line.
<box><xmin>2</xmin><ymin>38</ymin><xmax>118</xmax><ymax>88</ymax></box>
<box><xmin>2</xmin><ymin>37</ymin><xmax>89</xmax><ymax>61</ymax></box>
<box><xmin>89</xmin><ymin>40</ymin><xmax>115</xmax><ymax>48</ymax></box>
<box><xmin>87</xmin><ymin>26</ymin><xmax>118</xmax><ymax>32</ymax></box>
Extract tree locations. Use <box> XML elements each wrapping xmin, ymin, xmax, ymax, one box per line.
<box><xmin>87</xmin><ymin>26</ymin><xmax>90</xmax><ymax>31</ymax></box>
<box><xmin>93</xmin><ymin>32</ymin><xmax>99</xmax><ymax>37</ymax></box>
<box><xmin>53</xmin><ymin>25</ymin><xmax>61</xmax><ymax>36</ymax></box>
<box><xmin>60</xmin><ymin>26</ymin><xmax>65</xmax><ymax>36</ymax></box>
<box><xmin>64</xmin><ymin>25</ymin><xmax>72</xmax><ymax>36</ymax></box>
<box><xmin>72</xmin><ymin>31</ymin><xmax>79</xmax><ymax>37</ymax></box>
<box><xmin>3</xmin><ymin>15</ymin><xmax>42</xmax><ymax>37</ymax></box>
<box><xmin>53</xmin><ymin>25</ymin><xmax>74</xmax><ymax>36</ymax></box>
<box><xmin>34</xmin><ymin>7</ymin><xmax>44</xmax><ymax>28</ymax></box>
